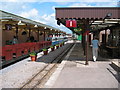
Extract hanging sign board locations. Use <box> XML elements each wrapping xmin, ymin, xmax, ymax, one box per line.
<box><xmin>66</xmin><ymin>20</ymin><xmax>77</xmax><ymax>27</ymax></box>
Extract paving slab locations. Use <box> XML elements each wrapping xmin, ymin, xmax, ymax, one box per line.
<box><xmin>45</xmin><ymin>42</ymin><xmax>119</xmax><ymax>89</ymax></box>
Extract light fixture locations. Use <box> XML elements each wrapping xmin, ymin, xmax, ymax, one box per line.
<box><xmin>34</xmin><ymin>25</ymin><xmax>38</xmax><ymax>27</ymax></box>
<box><xmin>105</xmin><ymin>21</ymin><xmax>118</xmax><ymax>24</ymax></box>
<box><xmin>107</xmin><ymin>13</ymin><xmax>112</xmax><ymax>17</ymax></box>
<box><xmin>94</xmin><ymin>21</ymin><xmax>103</xmax><ymax>23</ymax></box>
<box><xmin>44</xmin><ymin>27</ymin><xmax>47</xmax><ymax>29</ymax></box>
<box><xmin>104</xmin><ymin>13</ymin><xmax>112</xmax><ymax>19</ymax></box>
<box><xmin>18</xmin><ymin>20</ymin><xmax>22</xmax><ymax>24</ymax></box>
<box><xmin>57</xmin><ymin>20</ymin><xmax>61</xmax><ymax>25</ymax></box>
<box><xmin>18</xmin><ymin>20</ymin><xmax>25</xmax><ymax>25</ymax></box>
<box><xmin>1</xmin><ymin>20</ymin><xmax>10</xmax><ymax>22</ymax></box>
<box><xmin>50</xmin><ymin>28</ymin><xmax>52</xmax><ymax>30</ymax></box>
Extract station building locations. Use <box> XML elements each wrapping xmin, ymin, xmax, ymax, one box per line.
<box><xmin>55</xmin><ymin>7</ymin><xmax>120</xmax><ymax>59</ymax></box>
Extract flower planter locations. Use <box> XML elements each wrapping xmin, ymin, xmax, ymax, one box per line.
<box><xmin>62</xmin><ymin>43</ymin><xmax>64</xmax><ymax>46</ymax></box>
<box><xmin>60</xmin><ymin>44</ymin><xmax>62</xmax><ymax>47</ymax></box>
<box><xmin>29</xmin><ymin>52</ymin><xmax>37</xmax><ymax>61</ymax></box>
<box><xmin>51</xmin><ymin>47</ymin><xmax>55</xmax><ymax>51</ymax></box>
<box><xmin>43</xmin><ymin>50</ymin><xmax>48</xmax><ymax>55</ymax></box>
<box><xmin>56</xmin><ymin>45</ymin><xmax>59</xmax><ymax>49</ymax></box>
<box><xmin>30</xmin><ymin>55</ymin><xmax>37</xmax><ymax>61</ymax></box>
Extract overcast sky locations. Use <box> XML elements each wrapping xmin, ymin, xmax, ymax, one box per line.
<box><xmin>0</xmin><ymin>0</ymin><xmax>119</xmax><ymax>34</ymax></box>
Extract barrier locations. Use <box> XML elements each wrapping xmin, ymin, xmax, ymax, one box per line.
<box><xmin>2</xmin><ymin>45</ymin><xmax>13</xmax><ymax>60</ymax></box>
<box><xmin>1</xmin><ymin>41</ymin><xmax>52</xmax><ymax>61</ymax></box>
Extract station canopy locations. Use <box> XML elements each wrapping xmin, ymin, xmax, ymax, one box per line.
<box><xmin>55</xmin><ymin>7</ymin><xmax>120</xmax><ymax>35</ymax></box>
<box><xmin>0</xmin><ymin>10</ymin><xmax>66</xmax><ymax>34</ymax></box>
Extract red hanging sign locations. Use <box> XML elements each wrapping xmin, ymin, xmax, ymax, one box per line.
<box><xmin>66</xmin><ymin>20</ymin><xmax>77</xmax><ymax>27</ymax></box>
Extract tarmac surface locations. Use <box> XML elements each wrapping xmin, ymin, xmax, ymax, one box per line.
<box><xmin>45</xmin><ymin>42</ymin><xmax>120</xmax><ymax>89</ymax></box>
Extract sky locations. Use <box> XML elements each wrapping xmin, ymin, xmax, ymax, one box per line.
<box><xmin>0</xmin><ymin>0</ymin><xmax>119</xmax><ymax>34</ymax></box>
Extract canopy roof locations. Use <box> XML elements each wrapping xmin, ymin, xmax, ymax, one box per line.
<box><xmin>0</xmin><ymin>10</ymin><xmax>66</xmax><ymax>34</ymax></box>
<box><xmin>55</xmin><ymin>7</ymin><xmax>120</xmax><ymax>34</ymax></box>
<box><xmin>56</xmin><ymin>7</ymin><xmax>119</xmax><ymax>19</ymax></box>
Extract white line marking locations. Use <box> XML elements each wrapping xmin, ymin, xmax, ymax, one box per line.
<box><xmin>70</xmin><ymin>21</ymin><xmax>72</xmax><ymax>27</ymax></box>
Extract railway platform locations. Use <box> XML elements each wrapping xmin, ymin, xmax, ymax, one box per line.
<box><xmin>0</xmin><ymin>40</ymin><xmax>119</xmax><ymax>89</ymax></box>
<box><xmin>44</xmin><ymin>41</ymin><xmax>120</xmax><ymax>89</ymax></box>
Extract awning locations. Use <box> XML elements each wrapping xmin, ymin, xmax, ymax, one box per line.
<box><xmin>0</xmin><ymin>10</ymin><xmax>66</xmax><ymax>34</ymax></box>
<box><xmin>55</xmin><ymin>7</ymin><xmax>120</xmax><ymax>34</ymax></box>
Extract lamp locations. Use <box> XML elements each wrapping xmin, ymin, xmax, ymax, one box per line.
<box><xmin>104</xmin><ymin>13</ymin><xmax>112</xmax><ymax>19</ymax></box>
<box><xmin>107</xmin><ymin>13</ymin><xmax>112</xmax><ymax>17</ymax></box>
<box><xmin>34</xmin><ymin>25</ymin><xmax>38</xmax><ymax>27</ymax></box>
<box><xmin>57</xmin><ymin>20</ymin><xmax>61</xmax><ymax>25</ymax></box>
<box><xmin>18</xmin><ymin>20</ymin><xmax>22</xmax><ymax>24</ymax></box>
<box><xmin>18</xmin><ymin>20</ymin><xmax>25</xmax><ymax>25</ymax></box>
<box><xmin>44</xmin><ymin>27</ymin><xmax>47</xmax><ymax>29</ymax></box>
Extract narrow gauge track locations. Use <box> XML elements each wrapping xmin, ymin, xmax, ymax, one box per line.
<box><xmin>19</xmin><ymin>43</ymin><xmax>74</xmax><ymax>89</ymax></box>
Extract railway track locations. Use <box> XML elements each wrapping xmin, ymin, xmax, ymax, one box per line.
<box><xmin>19</xmin><ymin>43</ymin><xmax>74</xmax><ymax>89</ymax></box>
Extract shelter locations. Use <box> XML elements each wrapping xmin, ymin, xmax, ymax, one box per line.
<box><xmin>0</xmin><ymin>10</ymin><xmax>66</xmax><ymax>46</ymax></box>
<box><xmin>55</xmin><ymin>7</ymin><xmax>120</xmax><ymax>64</ymax></box>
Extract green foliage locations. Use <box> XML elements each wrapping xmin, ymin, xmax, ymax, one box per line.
<box><xmin>30</xmin><ymin>52</ymin><xmax>37</xmax><ymax>56</ymax></box>
<box><xmin>42</xmin><ymin>48</ymin><xmax>47</xmax><ymax>51</ymax></box>
<box><xmin>56</xmin><ymin>44</ymin><xmax>59</xmax><ymax>46</ymax></box>
<box><xmin>50</xmin><ymin>46</ymin><xmax>54</xmax><ymax>48</ymax></box>
<box><xmin>6</xmin><ymin>40</ymin><xmax>12</xmax><ymax>45</ymax></box>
